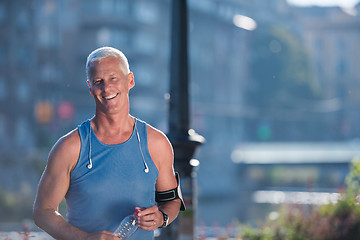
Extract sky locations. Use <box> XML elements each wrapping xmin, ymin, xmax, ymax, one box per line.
<box><xmin>287</xmin><ymin>0</ymin><xmax>359</xmax><ymax>8</ymax></box>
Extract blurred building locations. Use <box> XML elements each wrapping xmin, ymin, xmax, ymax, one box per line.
<box><xmin>0</xmin><ymin>0</ymin><xmax>360</xmax><ymax>231</ymax></box>
<box><xmin>293</xmin><ymin>5</ymin><xmax>360</xmax><ymax>140</ymax></box>
<box><xmin>0</xmin><ymin>0</ymin><xmax>37</xmax><ymax>156</ymax></box>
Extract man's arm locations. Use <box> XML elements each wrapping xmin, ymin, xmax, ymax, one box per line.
<box><xmin>136</xmin><ymin>126</ymin><xmax>181</xmax><ymax>230</ymax></box>
<box><xmin>33</xmin><ymin>130</ymin><xmax>116</xmax><ymax>240</ymax></box>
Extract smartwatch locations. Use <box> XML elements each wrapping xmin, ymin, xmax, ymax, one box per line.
<box><xmin>159</xmin><ymin>209</ymin><xmax>169</xmax><ymax>228</ymax></box>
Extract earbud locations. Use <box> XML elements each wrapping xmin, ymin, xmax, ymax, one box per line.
<box><xmin>87</xmin><ymin>162</ymin><xmax>92</xmax><ymax>169</ymax></box>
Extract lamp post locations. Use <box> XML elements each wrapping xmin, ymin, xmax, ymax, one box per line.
<box><xmin>159</xmin><ymin>0</ymin><xmax>204</xmax><ymax>239</ymax></box>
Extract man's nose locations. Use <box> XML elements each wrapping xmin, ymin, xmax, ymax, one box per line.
<box><xmin>101</xmin><ymin>80</ymin><xmax>111</xmax><ymax>92</ymax></box>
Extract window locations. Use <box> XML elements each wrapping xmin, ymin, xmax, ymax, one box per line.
<box><xmin>16</xmin><ymin>118</ymin><xmax>29</xmax><ymax>147</ymax></box>
<box><xmin>16</xmin><ymin>9</ymin><xmax>29</xmax><ymax>29</ymax></box>
<box><xmin>0</xmin><ymin>116</ymin><xmax>7</xmax><ymax>146</ymax></box>
<box><xmin>0</xmin><ymin>43</ymin><xmax>5</xmax><ymax>64</ymax></box>
<box><xmin>0</xmin><ymin>2</ymin><xmax>7</xmax><ymax>22</ymax></box>
<box><xmin>96</xmin><ymin>28</ymin><xmax>128</xmax><ymax>47</ymax></box>
<box><xmin>17</xmin><ymin>82</ymin><xmax>29</xmax><ymax>102</ymax></box>
<box><xmin>190</xmin><ymin>0</ymin><xmax>216</xmax><ymax>12</ymax></box>
<box><xmin>17</xmin><ymin>46</ymin><xmax>30</xmax><ymax>66</ymax></box>
<box><xmin>38</xmin><ymin>26</ymin><xmax>58</xmax><ymax>47</ymax></box>
<box><xmin>218</xmin><ymin>4</ymin><xmax>235</xmax><ymax>20</ymax></box>
<box><xmin>336</xmin><ymin>38</ymin><xmax>346</xmax><ymax>51</ymax></box>
<box><xmin>336</xmin><ymin>59</ymin><xmax>347</xmax><ymax>76</ymax></box>
<box><xmin>132</xmin><ymin>63</ymin><xmax>154</xmax><ymax>87</ymax></box>
<box><xmin>41</xmin><ymin>0</ymin><xmax>56</xmax><ymax>16</ymax></box>
<box><xmin>100</xmin><ymin>0</ymin><xmax>113</xmax><ymax>14</ymax></box>
<box><xmin>314</xmin><ymin>37</ymin><xmax>323</xmax><ymax>58</ymax></box>
<box><xmin>335</xmin><ymin>38</ymin><xmax>348</xmax><ymax>76</ymax></box>
<box><xmin>316</xmin><ymin>60</ymin><xmax>323</xmax><ymax>76</ymax></box>
<box><xmin>111</xmin><ymin>29</ymin><xmax>128</xmax><ymax>47</ymax></box>
<box><xmin>82</xmin><ymin>0</ymin><xmax>98</xmax><ymax>13</ymax></box>
<box><xmin>40</xmin><ymin>63</ymin><xmax>57</xmax><ymax>82</ymax></box>
<box><xmin>133</xmin><ymin>32</ymin><xmax>156</xmax><ymax>55</ymax></box>
<box><xmin>96</xmin><ymin>0</ymin><xmax>129</xmax><ymax>15</ymax></box>
<box><xmin>97</xmin><ymin>28</ymin><xmax>111</xmax><ymax>46</ymax></box>
<box><xmin>134</xmin><ymin>2</ymin><xmax>158</xmax><ymax>24</ymax></box>
<box><xmin>0</xmin><ymin>76</ymin><xmax>7</xmax><ymax>100</ymax></box>
<box><xmin>114</xmin><ymin>0</ymin><xmax>129</xmax><ymax>15</ymax></box>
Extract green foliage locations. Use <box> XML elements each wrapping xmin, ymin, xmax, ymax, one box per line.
<box><xmin>0</xmin><ymin>187</ymin><xmax>33</xmax><ymax>222</ymax></box>
<box><xmin>0</xmin><ymin>155</ymin><xmax>46</xmax><ymax>223</ymax></box>
<box><xmin>345</xmin><ymin>157</ymin><xmax>360</xmax><ymax>199</ymax></box>
<box><xmin>248</xmin><ymin>25</ymin><xmax>319</xmax><ymax>109</ymax></box>
<box><xmin>241</xmin><ymin>160</ymin><xmax>360</xmax><ymax>240</ymax></box>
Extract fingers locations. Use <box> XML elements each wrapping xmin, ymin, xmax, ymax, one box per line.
<box><xmin>135</xmin><ymin>206</ymin><xmax>146</xmax><ymax>212</ymax></box>
<box><xmin>137</xmin><ymin>206</ymin><xmax>162</xmax><ymax>231</ymax></box>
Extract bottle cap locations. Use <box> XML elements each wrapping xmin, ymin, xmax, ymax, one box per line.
<box><xmin>134</xmin><ymin>209</ymin><xmax>141</xmax><ymax>217</ymax></box>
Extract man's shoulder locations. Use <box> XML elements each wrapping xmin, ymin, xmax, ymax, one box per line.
<box><xmin>134</xmin><ymin>117</ymin><xmax>171</xmax><ymax>149</ymax></box>
<box><xmin>61</xmin><ymin>128</ymin><xmax>80</xmax><ymax>144</ymax></box>
<box><xmin>57</xmin><ymin>119</ymin><xmax>89</xmax><ymax>146</ymax></box>
<box><xmin>145</xmin><ymin>126</ymin><xmax>173</xmax><ymax>161</ymax></box>
<box><xmin>52</xmin><ymin>128</ymin><xmax>80</xmax><ymax>155</ymax></box>
<box><xmin>142</xmin><ymin>122</ymin><xmax>173</xmax><ymax>171</ymax></box>
<box><xmin>46</xmin><ymin>127</ymin><xmax>81</xmax><ymax>171</ymax></box>
<box><xmin>135</xmin><ymin>118</ymin><xmax>164</xmax><ymax>138</ymax></box>
<box><xmin>146</xmin><ymin>123</ymin><xmax>168</xmax><ymax>142</ymax></box>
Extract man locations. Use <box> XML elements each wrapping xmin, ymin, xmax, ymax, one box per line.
<box><xmin>33</xmin><ymin>47</ymin><xmax>182</xmax><ymax>239</ymax></box>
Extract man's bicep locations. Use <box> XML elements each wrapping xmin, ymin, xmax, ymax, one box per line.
<box><xmin>147</xmin><ymin>126</ymin><xmax>178</xmax><ymax>191</ymax></box>
<box><xmin>36</xmin><ymin>167</ymin><xmax>70</xmax><ymax>209</ymax></box>
<box><xmin>34</xmin><ymin>135</ymin><xmax>78</xmax><ymax>211</ymax></box>
<box><xmin>156</xmin><ymin>167</ymin><xmax>177</xmax><ymax>192</ymax></box>
<box><xmin>35</xmin><ymin>162</ymin><xmax>69</xmax><ymax>212</ymax></box>
<box><xmin>155</xmin><ymin>140</ymin><xmax>177</xmax><ymax>191</ymax></box>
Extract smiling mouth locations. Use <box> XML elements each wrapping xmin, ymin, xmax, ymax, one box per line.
<box><xmin>103</xmin><ymin>93</ymin><xmax>118</xmax><ymax>100</ymax></box>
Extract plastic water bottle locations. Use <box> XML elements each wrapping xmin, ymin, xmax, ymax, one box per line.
<box><xmin>113</xmin><ymin>209</ymin><xmax>140</xmax><ymax>239</ymax></box>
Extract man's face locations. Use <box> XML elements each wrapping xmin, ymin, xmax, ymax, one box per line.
<box><xmin>87</xmin><ymin>56</ymin><xmax>134</xmax><ymax>115</ymax></box>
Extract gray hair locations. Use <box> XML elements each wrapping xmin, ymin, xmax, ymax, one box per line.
<box><xmin>86</xmin><ymin>46</ymin><xmax>130</xmax><ymax>81</ymax></box>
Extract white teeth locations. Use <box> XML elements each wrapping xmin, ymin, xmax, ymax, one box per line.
<box><xmin>104</xmin><ymin>93</ymin><xmax>117</xmax><ymax>100</ymax></box>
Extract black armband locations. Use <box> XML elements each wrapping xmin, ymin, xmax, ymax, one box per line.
<box><xmin>155</xmin><ymin>172</ymin><xmax>186</xmax><ymax>211</ymax></box>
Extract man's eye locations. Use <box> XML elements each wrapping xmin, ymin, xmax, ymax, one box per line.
<box><xmin>93</xmin><ymin>80</ymin><xmax>101</xmax><ymax>85</ymax></box>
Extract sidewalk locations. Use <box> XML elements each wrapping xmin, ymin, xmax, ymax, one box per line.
<box><xmin>0</xmin><ymin>232</ymin><xmax>53</xmax><ymax>240</ymax></box>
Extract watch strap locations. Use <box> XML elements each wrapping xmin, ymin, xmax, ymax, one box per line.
<box><xmin>158</xmin><ymin>209</ymin><xmax>169</xmax><ymax>228</ymax></box>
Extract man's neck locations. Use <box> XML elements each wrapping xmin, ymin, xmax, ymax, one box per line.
<box><xmin>90</xmin><ymin>113</ymin><xmax>135</xmax><ymax>145</ymax></box>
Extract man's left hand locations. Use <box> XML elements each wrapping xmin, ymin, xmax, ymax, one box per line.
<box><xmin>136</xmin><ymin>206</ymin><xmax>163</xmax><ymax>231</ymax></box>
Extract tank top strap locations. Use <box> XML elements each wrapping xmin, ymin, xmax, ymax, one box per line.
<box><xmin>77</xmin><ymin>119</ymin><xmax>90</xmax><ymax>146</ymax></box>
<box><xmin>135</xmin><ymin>118</ymin><xmax>147</xmax><ymax>142</ymax></box>
<box><xmin>69</xmin><ymin>119</ymin><xmax>91</xmax><ymax>180</ymax></box>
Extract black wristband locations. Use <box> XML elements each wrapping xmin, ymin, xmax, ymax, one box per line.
<box><xmin>158</xmin><ymin>209</ymin><xmax>169</xmax><ymax>228</ymax></box>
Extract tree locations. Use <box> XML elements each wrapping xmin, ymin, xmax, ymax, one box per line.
<box><xmin>247</xmin><ymin>25</ymin><xmax>318</xmax><ymax>110</ymax></box>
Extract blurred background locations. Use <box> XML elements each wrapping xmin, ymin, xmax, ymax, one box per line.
<box><xmin>1</xmin><ymin>0</ymin><xmax>360</xmax><ymax>238</ymax></box>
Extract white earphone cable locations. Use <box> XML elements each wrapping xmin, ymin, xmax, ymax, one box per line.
<box><xmin>135</xmin><ymin>121</ymin><xmax>149</xmax><ymax>173</ymax></box>
<box><xmin>87</xmin><ymin>119</ymin><xmax>149</xmax><ymax>173</ymax></box>
<box><xmin>87</xmin><ymin>122</ymin><xmax>93</xmax><ymax>169</ymax></box>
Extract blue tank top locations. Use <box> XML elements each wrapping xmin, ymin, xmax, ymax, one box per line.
<box><xmin>65</xmin><ymin>118</ymin><xmax>159</xmax><ymax>239</ymax></box>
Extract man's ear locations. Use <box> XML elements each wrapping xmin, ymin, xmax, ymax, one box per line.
<box><xmin>87</xmin><ymin>80</ymin><xmax>93</xmax><ymax>96</ymax></box>
<box><xmin>128</xmin><ymin>72</ymin><xmax>135</xmax><ymax>89</ymax></box>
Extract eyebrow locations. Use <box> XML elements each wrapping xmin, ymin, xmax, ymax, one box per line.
<box><xmin>92</xmin><ymin>73</ymin><xmax>117</xmax><ymax>80</ymax></box>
